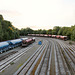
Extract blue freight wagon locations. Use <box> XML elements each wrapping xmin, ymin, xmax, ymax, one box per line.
<box><xmin>0</xmin><ymin>38</ymin><xmax>29</xmax><ymax>53</ymax></box>
<box><xmin>9</xmin><ymin>39</ymin><xmax>22</xmax><ymax>48</ymax></box>
<box><xmin>0</xmin><ymin>42</ymin><xmax>10</xmax><ymax>53</ymax></box>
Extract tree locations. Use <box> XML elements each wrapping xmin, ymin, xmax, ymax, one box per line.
<box><xmin>0</xmin><ymin>15</ymin><xmax>3</xmax><ymax>21</ymax></box>
<box><xmin>58</xmin><ymin>27</ymin><xmax>64</xmax><ymax>35</ymax></box>
<box><xmin>26</xmin><ymin>27</ymin><xmax>33</xmax><ymax>34</ymax></box>
<box><xmin>37</xmin><ymin>29</ymin><xmax>42</xmax><ymax>34</ymax></box>
<box><xmin>41</xmin><ymin>29</ymin><xmax>47</xmax><ymax>34</ymax></box>
<box><xmin>52</xmin><ymin>26</ymin><xmax>61</xmax><ymax>35</ymax></box>
<box><xmin>47</xmin><ymin>29</ymin><xmax>52</xmax><ymax>34</ymax></box>
<box><xmin>3</xmin><ymin>32</ymin><xmax>10</xmax><ymax>41</ymax></box>
<box><xmin>71</xmin><ymin>25</ymin><xmax>75</xmax><ymax>41</ymax></box>
<box><xmin>71</xmin><ymin>29</ymin><xmax>75</xmax><ymax>41</ymax></box>
<box><xmin>33</xmin><ymin>30</ymin><xmax>38</xmax><ymax>34</ymax></box>
<box><xmin>0</xmin><ymin>14</ymin><xmax>20</xmax><ymax>41</ymax></box>
<box><xmin>0</xmin><ymin>22</ymin><xmax>3</xmax><ymax>41</ymax></box>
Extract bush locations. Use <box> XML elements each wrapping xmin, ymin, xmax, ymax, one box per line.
<box><xmin>10</xmin><ymin>62</ymin><xmax>14</xmax><ymax>65</ymax></box>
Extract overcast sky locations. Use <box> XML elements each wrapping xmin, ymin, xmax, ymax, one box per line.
<box><xmin>0</xmin><ymin>0</ymin><xmax>75</xmax><ymax>30</ymax></box>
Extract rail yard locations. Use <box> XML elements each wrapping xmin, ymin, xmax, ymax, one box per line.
<box><xmin>0</xmin><ymin>36</ymin><xmax>75</xmax><ymax>75</ymax></box>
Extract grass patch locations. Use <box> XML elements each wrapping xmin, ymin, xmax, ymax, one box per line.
<box><xmin>69</xmin><ymin>41</ymin><xmax>72</xmax><ymax>45</ymax></box>
<box><xmin>17</xmin><ymin>64</ymin><xmax>23</xmax><ymax>69</ymax></box>
<box><xmin>25</xmin><ymin>56</ymin><xmax>30</xmax><ymax>61</ymax></box>
<box><xmin>2</xmin><ymin>70</ymin><xmax>4</xmax><ymax>72</ymax></box>
<box><xmin>10</xmin><ymin>62</ymin><xmax>14</xmax><ymax>65</ymax></box>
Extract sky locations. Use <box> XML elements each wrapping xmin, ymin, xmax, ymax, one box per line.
<box><xmin>0</xmin><ymin>0</ymin><xmax>75</xmax><ymax>30</ymax></box>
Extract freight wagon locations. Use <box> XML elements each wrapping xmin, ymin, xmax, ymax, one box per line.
<box><xmin>0</xmin><ymin>38</ymin><xmax>28</xmax><ymax>53</ymax></box>
<box><xmin>28</xmin><ymin>34</ymin><xmax>67</xmax><ymax>41</ymax></box>
<box><xmin>22</xmin><ymin>38</ymin><xmax>35</xmax><ymax>47</ymax></box>
<box><xmin>0</xmin><ymin>42</ymin><xmax>10</xmax><ymax>53</ymax></box>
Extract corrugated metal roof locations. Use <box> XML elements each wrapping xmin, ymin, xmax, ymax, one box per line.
<box><xmin>0</xmin><ymin>42</ymin><xmax>9</xmax><ymax>48</ymax></box>
<box><xmin>10</xmin><ymin>39</ymin><xmax>22</xmax><ymax>44</ymax></box>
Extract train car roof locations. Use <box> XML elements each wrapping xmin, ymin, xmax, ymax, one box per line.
<box><xmin>63</xmin><ymin>36</ymin><xmax>67</xmax><ymax>37</ymax></box>
<box><xmin>56</xmin><ymin>35</ymin><xmax>60</xmax><ymax>37</ymax></box>
<box><xmin>10</xmin><ymin>39</ymin><xmax>22</xmax><ymax>44</ymax></box>
<box><xmin>0</xmin><ymin>42</ymin><xmax>9</xmax><ymax>48</ymax></box>
<box><xmin>26</xmin><ymin>39</ymin><xmax>32</xmax><ymax>42</ymax></box>
<box><xmin>32</xmin><ymin>37</ymin><xmax>35</xmax><ymax>39</ymax></box>
<box><xmin>60</xmin><ymin>36</ymin><xmax>67</xmax><ymax>37</ymax></box>
<box><xmin>52</xmin><ymin>35</ymin><xmax>56</xmax><ymax>36</ymax></box>
<box><xmin>21</xmin><ymin>38</ymin><xmax>28</xmax><ymax>40</ymax></box>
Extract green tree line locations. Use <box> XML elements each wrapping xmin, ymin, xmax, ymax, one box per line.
<box><xmin>0</xmin><ymin>15</ymin><xmax>20</xmax><ymax>42</ymax></box>
<box><xmin>0</xmin><ymin>14</ymin><xmax>75</xmax><ymax>41</ymax></box>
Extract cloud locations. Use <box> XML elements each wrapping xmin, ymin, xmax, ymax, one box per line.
<box><xmin>0</xmin><ymin>0</ymin><xmax>75</xmax><ymax>29</ymax></box>
<box><xmin>0</xmin><ymin>10</ymin><xmax>21</xmax><ymax>16</ymax></box>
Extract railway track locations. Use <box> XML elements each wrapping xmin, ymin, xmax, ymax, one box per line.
<box><xmin>0</xmin><ymin>37</ymin><xmax>75</xmax><ymax>75</ymax></box>
<box><xmin>0</xmin><ymin>42</ymin><xmax>40</xmax><ymax>72</ymax></box>
<box><xmin>56</xmin><ymin>41</ymin><xmax>75</xmax><ymax>75</ymax></box>
<box><xmin>55</xmin><ymin>42</ymin><xmax>70</xmax><ymax>75</ymax></box>
<box><xmin>14</xmin><ymin>40</ymin><xmax>48</xmax><ymax>75</ymax></box>
<box><xmin>53</xmin><ymin>39</ymin><xmax>75</xmax><ymax>75</ymax></box>
<box><xmin>14</xmin><ymin>38</ymin><xmax>75</xmax><ymax>75</ymax></box>
<box><xmin>35</xmin><ymin>41</ymin><xmax>51</xmax><ymax>75</ymax></box>
<box><xmin>0</xmin><ymin>51</ymin><xmax>18</xmax><ymax>61</ymax></box>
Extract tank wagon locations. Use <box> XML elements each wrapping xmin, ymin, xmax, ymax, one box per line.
<box><xmin>43</xmin><ymin>34</ymin><xmax>48</xmax><ymax>37</ymax></box>
<box><xmin>39</xmin><ymin>34</ymin><xmax>44</xmax><ymax>37</ymax></box>
<box><xmin>60</xmin><ymin>36</ymin><xmax>67</xmax><ymax>41</ymax></box>
<box><xmin>28</xmin><ymin>34</ymin><xmax>36</xmax><ymax>36</ymax></box>
<box><xmin>48</xmin><ymin>35</ymin><xmax>52</xmax><ymax>37</ymax></box>
<box><xmin>22</xmin><ymin>38</ymin><xmax>35</xmax><ymax>47</ymax></box>
<box><xmin>32</xmin><ymin>37</ymin><xmax>35</xmax><ymax>42</ymax></box>
<box><xmin>28</xmin><ymin>34</ymin><xmax>32</xmax><ymax>36</ymax></box>
<box><xmin>28</xmin><ymin>34</ymin><xmax>68</xmax><ymax>41</ymax></box>
<box><xmin>36</xmin><ymin>34</ymin><xmax>40</xmax><ymax>37</ymax></box>
<box><xmin>52</xmin><ymin>35</ymin><xmax>56</xmax><ymax>38</ymax></box>
<box><xmin>22</xmin><ymin>39</ymin><xmax>32</xmax><ymax>47</ymax></box>
<box><xmin>56</xmin><ymin>35</ymin><xmax>60</xmax><ymax>39</ymax></box>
